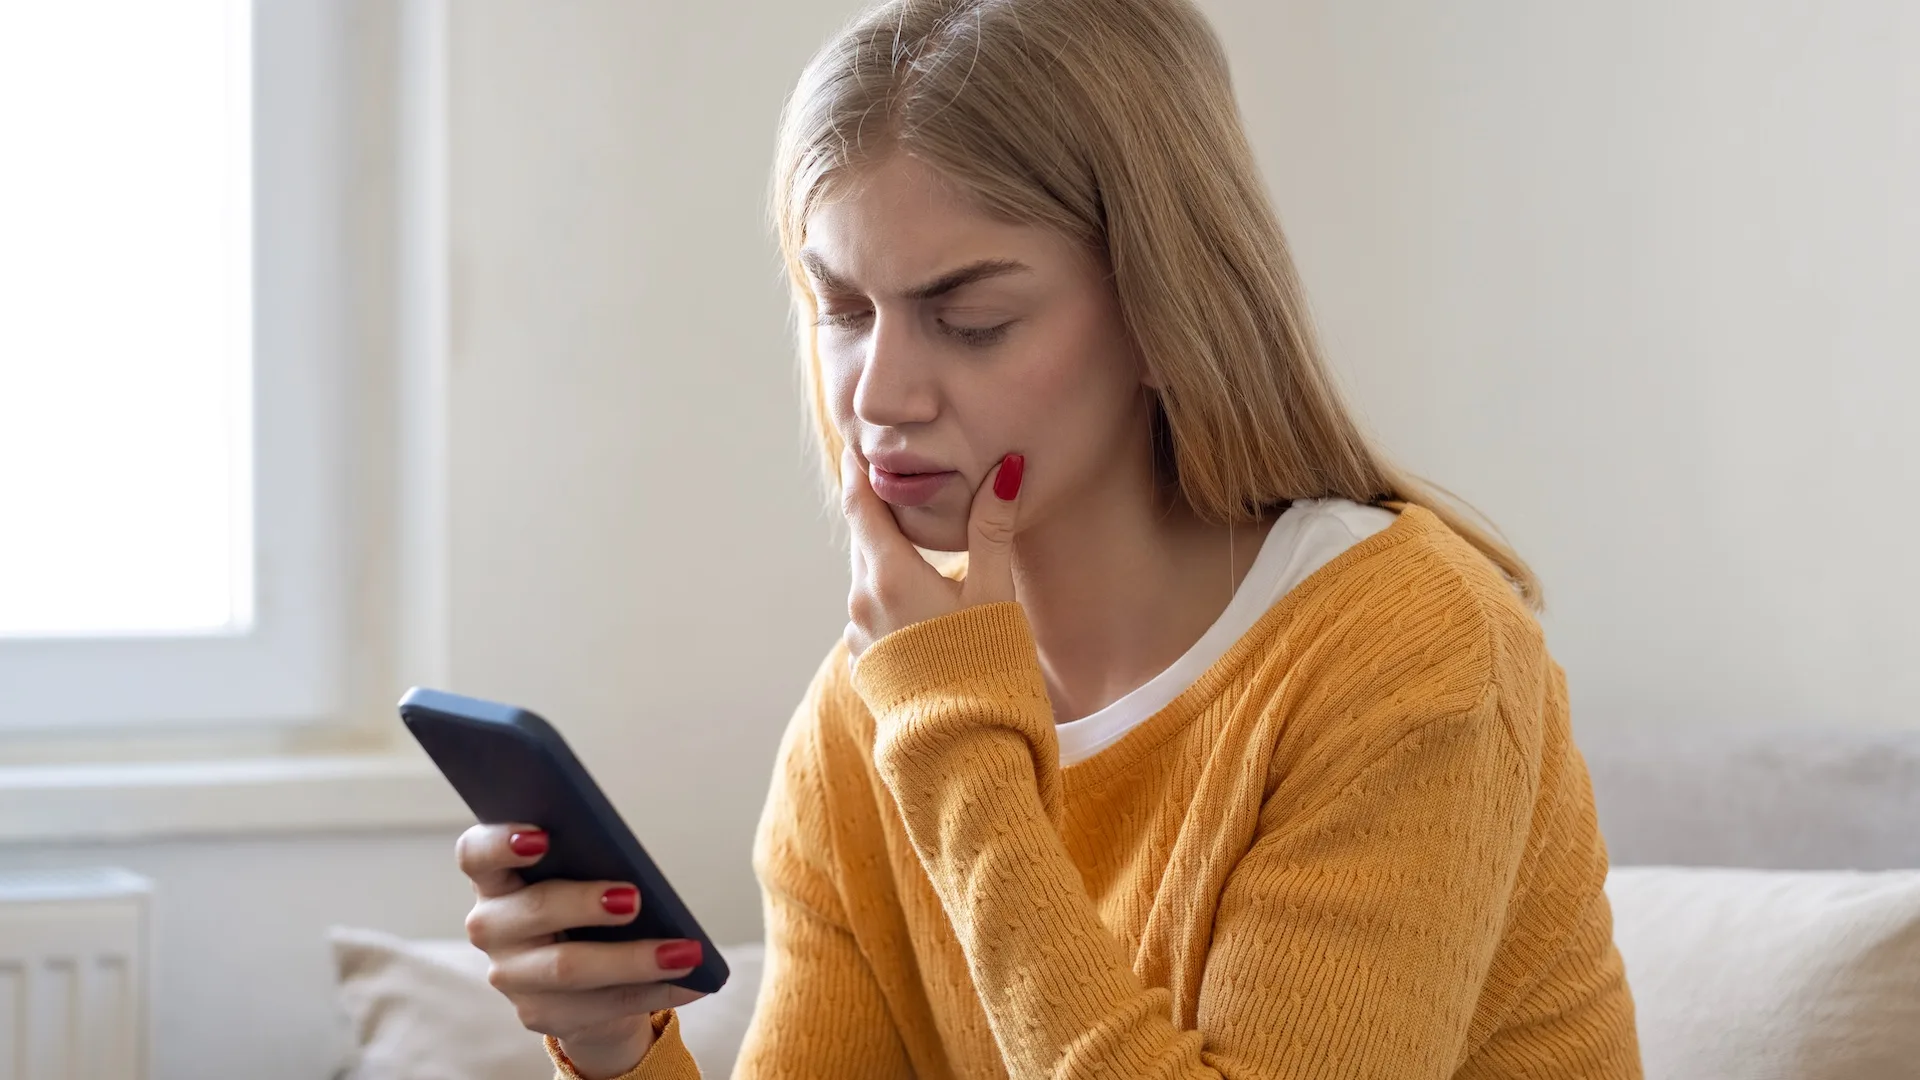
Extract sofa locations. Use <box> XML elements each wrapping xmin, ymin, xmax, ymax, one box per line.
<box><xmin>332</xmin><ymin>727</ymin><xmax>1920</xmax><ymax>1079</ymax></box>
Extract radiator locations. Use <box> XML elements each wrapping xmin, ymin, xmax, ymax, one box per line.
<box><xmin>0</xmin><ymin>868</ymin><xmax>151</xmax><ymax>1080</ymax></box>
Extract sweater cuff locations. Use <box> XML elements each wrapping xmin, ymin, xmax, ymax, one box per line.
<box><xmin>546</xmin><ymin>1010</ymin><xmax>699</xmax><ymax>1080</ymax></box>
<box><xmin>853</xmin><ymin>601</ymin><xmax>1061</xmax><ymax>826</ymax></box>
<box><xmin>851</xmin><ymin>601</ymin><xmax>1048</xmax><ymax>713</ymax></box>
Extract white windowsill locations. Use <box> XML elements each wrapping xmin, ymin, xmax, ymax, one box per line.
<box><xmin>0</xmin><ymin>3</ymin><xmax>461</xmax><ymax>851</ymax></box>
<box><xmin>0</xmin><ymin>753</ymin><xmax>472</xmax><ymax>844</ymax></box>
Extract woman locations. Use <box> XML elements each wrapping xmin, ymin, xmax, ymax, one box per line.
<box><xmin>457</xmin><ymin>0</ymin><xmax>1641</xmax><ymax>1076</ymax></box>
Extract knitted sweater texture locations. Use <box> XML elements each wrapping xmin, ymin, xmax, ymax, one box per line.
<box><xmin>550</xmin><ymin>506</ymin><xmax>1641</xmax><ymax>1079</ymax></box>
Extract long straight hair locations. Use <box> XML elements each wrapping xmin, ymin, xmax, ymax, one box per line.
<box><xmin>771</xmin><ymin>0</ymin><xmax>1541</xmax><ymax>607</ymax></box>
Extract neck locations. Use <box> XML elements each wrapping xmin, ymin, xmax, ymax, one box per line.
<box><xmin>1010</xmin><ymin>470</ymin><xmax>1273</xmax><ymax>724</ymax></box>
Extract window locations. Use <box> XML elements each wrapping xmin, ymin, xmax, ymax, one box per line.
<box><xmin>0</xmin><ymin>1</ymin><xmax>350</xmax><ymax>733</ymax></box>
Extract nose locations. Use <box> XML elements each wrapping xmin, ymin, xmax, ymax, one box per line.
<box><xmin>851</xmin><ymin>311</ymin><xmax>938</xmax><ymax>429</ymax></box>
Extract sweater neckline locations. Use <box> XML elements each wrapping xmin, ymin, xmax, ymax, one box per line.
<box><xmin>1058</xmin><ymin>503</ymin><xmax>1433</xmax><ymax>792</ymax></box>
<box><xmin>1054</xmin><ymin>499</ymin><xmax>1395</xmax><ymax>766</ymax></box>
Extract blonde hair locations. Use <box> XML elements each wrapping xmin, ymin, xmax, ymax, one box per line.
<box><xmin>771</xmin><ymin>0</ymin><xmax>1541</xmax><ymax>607</ymax></box>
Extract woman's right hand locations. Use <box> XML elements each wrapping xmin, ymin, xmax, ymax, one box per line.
<box><xmin>458</xmin><ymin>823</ymin><xmax>708</xmax><ymax>1078</ymax></box>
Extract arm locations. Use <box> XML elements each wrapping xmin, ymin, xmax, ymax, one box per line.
<box><xmin>1193</xmin><ymin>698</ymin><xmax>1531</xmax><ymax>1076</ymax></box>
<box><xmin>853</xmin><ymin>602</ymin><xmax>1537</xmax><ymax>1079</ymax></box>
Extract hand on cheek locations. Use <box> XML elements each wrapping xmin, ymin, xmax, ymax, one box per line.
<box><xmin>841</xmin><ymin>446</ymin><xmax>1026</xmax><ymax>668</ymax></box>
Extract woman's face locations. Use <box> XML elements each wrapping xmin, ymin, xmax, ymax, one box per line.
<box><xmin>804</xmin><ymin>154</ymin><xmax>1151</xmax><ymax>552</ymax></box>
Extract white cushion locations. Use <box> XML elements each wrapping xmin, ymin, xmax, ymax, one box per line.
<box><xmin>329</xmin><ymin>926</ymin><xmax>765</xmax><ymax>1079</ymax></box>
<box><xmin>1605</xmin><ymin>866</ymin><xmax>1920</xmax><ymax>1080</ymax></box>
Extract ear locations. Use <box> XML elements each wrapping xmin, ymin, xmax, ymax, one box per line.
<box><xmin>1133</xmin><ymin>344</ymin><xmax>1161</xmax><ymax>390</ymax></box>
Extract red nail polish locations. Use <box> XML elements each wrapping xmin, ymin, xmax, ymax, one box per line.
<box><xmin>508</xmin><ymin>831</ymin><xmax>548</xmax><ymax>857</ymax></box>
<box><xmin>601</xmin><ymin>887</ymin><xmax>638</xmax><ymax>916</ymax></box>
<box><xmin>993</xmin><ymin>454</ymin><xmax>1025</xmax><ymax>500</ymax></box>
<box><xmin>656</xmin><ymin>939</ymin><xmax>703</xmax><ymax>970</ymax></box>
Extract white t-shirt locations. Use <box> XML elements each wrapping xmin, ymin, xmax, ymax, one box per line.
<box><xmin>1055</xmin><ymin>498</ymin><xmax>1397</xmax><ymax>767</ymax></box>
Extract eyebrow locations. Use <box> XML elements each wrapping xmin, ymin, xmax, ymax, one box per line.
<box><xmin>799</xmin><ymin>250</ymin><xmax>1033</xmax><ymax>301</ymax></box>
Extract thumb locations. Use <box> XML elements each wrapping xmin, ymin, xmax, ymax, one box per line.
<box><xmin>962</xmin><ymin>453</ymin><xmax>1024</xmax><ymax>605</ymax></box>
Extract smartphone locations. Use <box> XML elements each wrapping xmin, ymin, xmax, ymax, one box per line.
<box><xmin>399</xmin><ymin>687</ymin><xmax>729</xmax><ymax>994</ymax></box>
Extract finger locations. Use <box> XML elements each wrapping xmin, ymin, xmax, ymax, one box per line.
<box><xmin>960</xmin><ymin>453</ymin><xmax>1024</xmax><ymax>605</ymax></box>
<box><xmin>843</xmin><ymin>618</ymin><xmax>871</xmax><ymax>670</ymax></box>
<box><xmin>488</xmin><ymin>936</ymin><xmax>709</xmax><ymax>995</ymax></box>
<box><xmin>840</xmin><ymin>446</ymin><xmax>919</xmax><ymax>568</ymax></box>
<box><xmin>845</xmin><ymin>527</ymin><xmax>871</xmax><ymax>663</ymax></box>
<box><xmin>467</xmin><ymin>879</ymin><xmax>642</xmax><ymax>950</ymax></box>
<box><xmin>510</xmin><ymin>984</ymin><xmax>709</xmax><ymax>1039</ymax></box>
<box><xmin>456</xmin><ymin>823</ymin><xmax>549</xmax><ymax>899</ymax></box>
<box><xmin>847</xmin><ymin>511</ymin><xmax>868</xmax><ymax>585</ymax></box>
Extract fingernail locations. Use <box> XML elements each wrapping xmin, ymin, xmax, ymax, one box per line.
<box><xmin>656</xmin><ymin>939</ymin><xmax>703</xmax><ymax>970</ymax></box>
<box><xmin>993</xmin><ymin>454</ymin><xmax>1025</xmax><ymax>500</ymax></box>
<box><xmin>600</xmin><ymin>887</ymin><xmax>638</xmax><ymax>916</ymax></box>
<box><xmin>508</xmin><ymin>830</ymin><xmax>548</xmax><ymax>857</ymax></box>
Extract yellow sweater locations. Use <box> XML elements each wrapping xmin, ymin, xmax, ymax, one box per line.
<box><xmin>551</xmin><ymin>505</ymin><xmax>1641</xmax><ymax>1078</ymax></box>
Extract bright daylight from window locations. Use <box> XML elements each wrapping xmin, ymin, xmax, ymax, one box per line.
<box><xmin>0</xmin><ymin>2</ymin><xmax>252</xmax><ymax>637</ymax></box>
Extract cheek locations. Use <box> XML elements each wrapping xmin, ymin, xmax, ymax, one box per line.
<box><xmin>981</xmin><ymin>320</ymin><xmax>1139</xmax><ymax>481</ymax></box>
<box><xmin>819</xmin><ymin>342</ymin><xmax>860</xmax><ymax>430</ymax></box>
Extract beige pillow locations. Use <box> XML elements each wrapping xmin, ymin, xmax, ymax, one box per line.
<box><xmin>329</xmin><ymin>926</ymin><xmax>765</xmax><ymax>1079</ymax></box>
<box><xmin>1605</xmin><ymin>867</ymin><xmax>1920</xmax><ymax>1080</ymax></box>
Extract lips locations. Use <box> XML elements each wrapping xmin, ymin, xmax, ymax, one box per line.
<box><xmin>861</xmin><ymin>447</ymin><xmax>960</xmax><ymax>507</ymax></box>
<box><xmin>867</xmin><ymin>464</ymin><xmax>957</xmax><ymax>507</ymax></box>
<box><xmin>864</xmin><ymin>448</ymin><xmax>948</xmax><ymax>475</ymax></box>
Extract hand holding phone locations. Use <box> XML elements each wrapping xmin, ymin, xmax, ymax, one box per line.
<box><xmin>455</xmin><ymin>821</ymin><xmax>705</xmax><ymax>1071</ymax></box>
<box><xmin>401</xmin><ymin>688</ymin><xmax>729</xmax><ymax>1073</ymax></box>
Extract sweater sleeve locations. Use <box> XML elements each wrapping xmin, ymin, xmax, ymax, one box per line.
<box><xmin>852</xmin><ymin>601</ymin><xmax>1538</xmax><ymax>1080</ymax></box>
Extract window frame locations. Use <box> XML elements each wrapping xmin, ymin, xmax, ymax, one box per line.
<box><xmin>0</xmin><ymin>0</ymin><xmax>467</xmax><ymax>843</ymax></box>
<box><xmin>0</xmin><ymin>0</ymin><xmax>367</xmax><ymax>737</ymax></box>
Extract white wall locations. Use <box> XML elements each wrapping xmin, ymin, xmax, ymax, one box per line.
<box><xmin>1208</xmin><ymin>0</ymin><xmax>1919</xmax><ymax>734</ymax></box>
<box><xmin>439</xmin><ymin>0</ymin><xmax>855</xmax><ymax>944</ymax></box>
<box><xmin>9</xmin><ymin>2</ymin><xmax>1913</xmax><ymax>1078</ymax></box>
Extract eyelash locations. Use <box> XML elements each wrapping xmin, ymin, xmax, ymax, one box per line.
<box><xmin>945</xmin><ymin>322</ymin><xmax>1010</xmax><ymax>346</ymax></box>
<box><xmin>812</xmin><ymin>310</ymin><xmax>870</xmax><ymax>331</ymax></box>
<box><xmin>813</xmin><ymin>310</ymin><xmax>1011</xmax><ymax>348</ymax></box>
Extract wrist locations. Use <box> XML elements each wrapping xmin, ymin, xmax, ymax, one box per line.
<box><xmin>547</xmin><ymin>1027</ymin><xmax>654</xmax><ymax>1080</ymax></box>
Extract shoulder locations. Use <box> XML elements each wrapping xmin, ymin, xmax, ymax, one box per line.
<box><xmin>760</xmin><ymin>638</ymin><xmax>881</xmax><ymax>829</ymax></box>
<box><xmin>1287</xmin><ymin>496</ymin><xmax>1400</xmax><ymax>548</ymax></box>
<box><xmin>806</xmin><ymin>637</ymin><xmax>881</xmax><ymax>747</ymax></box>
<box><xmin>753</xmin><ymin>637</ymin><xmax>872</xmax><ymax>862</ymax></box>
<box><xmin>1261</xmin><ymin>504</ymin><xmax>1553</xmax><ymax>781</ymax></box>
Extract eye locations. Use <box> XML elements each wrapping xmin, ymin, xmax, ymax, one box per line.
<box><xmin>814</xmin><ymin>308</ymin><xmax>872</xmax><ymax>332</ymax></box>
<box><xmin>940</xmin><ymin>320</ymin><xmax>1013</xmax><ymax>347</ymax></box>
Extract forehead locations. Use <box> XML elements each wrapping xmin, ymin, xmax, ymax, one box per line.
<box><xmin>803</xmin><ymin>155</ymin><xmax>1050</xmax><ymax>290</ymax></box>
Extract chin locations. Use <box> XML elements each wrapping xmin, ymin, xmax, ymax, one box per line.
<box><xmin>890</xmin><ymin>504</ymin><xmax>969</xmax><ymax>553</ymax></box>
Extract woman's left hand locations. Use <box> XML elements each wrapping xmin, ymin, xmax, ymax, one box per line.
<box><xmin>841</xmin><ymin>446</ymin><xmax>1025</xmax><ymax>667</ymax></box>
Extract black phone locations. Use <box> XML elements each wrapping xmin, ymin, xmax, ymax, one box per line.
<box><xmin>399</xmin><ymin>686</ymin><xmax>729</xmax><ymax>994</ymax></box>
